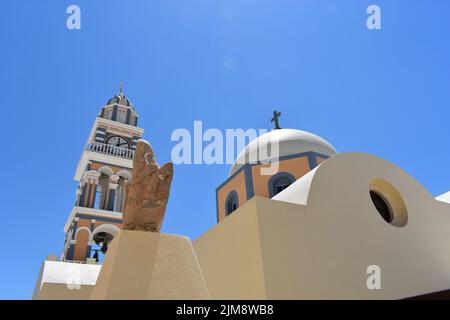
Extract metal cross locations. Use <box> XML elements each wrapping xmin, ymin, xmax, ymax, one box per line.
<box><xmin>271</xmin><ymin>110</ymin><xmax>282</xmax><ymax>129</ymax></box>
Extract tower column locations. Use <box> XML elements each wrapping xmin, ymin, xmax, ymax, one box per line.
<box><xmin>106</xmin><ymin>175</ymin><xmax>120</xmax><ymax>211</ymax></box>
<box><xmin>115</xmin><ymin>178</ymin><xmax>129</xmax><ymax>213</ymax></box>
<box><xmin>65</xmin><ymin>217</ymin><xmax>79</xmax><ymax>261</ymax></box>
<box><xmin>75</xmin><ymin>188</ymin><xmax>82</xmax><ymax>206</ymax></box>
<box><xmin>80</xmin><ymin>170</ymin><xmax>101</xmax><ymax>208</ymax></box>
<box><xmin>78</xmin><ymin>182</ymin><xmax>88</xmax><ymax>207</ymax></box>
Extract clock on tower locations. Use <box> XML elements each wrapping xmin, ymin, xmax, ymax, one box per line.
<box><xmin>61</xmin><ymin>85</ymin><xmax>145</xmax><ymax>263</ymax></box>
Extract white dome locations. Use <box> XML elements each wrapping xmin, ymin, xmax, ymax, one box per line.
<box><xmin>229</xmin><ymin>129</ymin><xmax>337</xmax><ymax>176</ymax></box>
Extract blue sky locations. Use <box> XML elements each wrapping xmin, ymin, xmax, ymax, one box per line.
<box><xmin>0</xmin><ymin>0</ymin><xmax>449</xmax><ymax>299</ymax></box>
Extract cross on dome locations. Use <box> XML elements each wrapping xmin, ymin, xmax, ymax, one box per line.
<box><xmin>271</xmin><ymin>110</ymin><xmax>282</xmax><ymax>129</ymax></box>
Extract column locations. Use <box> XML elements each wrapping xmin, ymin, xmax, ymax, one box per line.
<box><xmin>65</xmin><ymin>217</ymin><xmax>79</xmax><ymax>261</ymax></box>
<box><xmin>106</xmin><ymin>175</ymin><xmax>120</xmax><ymax>211</ymax></box>
<box><xmin>78</xmin><ymin>183</ymin><xmax>88</xmax><ymax>207</ymax></box>
<box><xmin>86</xmin><ymin>240</ymin><xmax>95</xmax><ymax>260</ymax></box>
<box><xmin>115</xmin><ymin>179</ymin><xmax>129</xmax><ymax>213</ymax></box>
<box><xmin>80</xmin><ymin>170</ymin><xmax>101</xmax><ymax>208</ymax></box>
<box><xmin>75</xmin><ymin>187</ymin><xmax>82</xmax><ymax>206</ymax></box>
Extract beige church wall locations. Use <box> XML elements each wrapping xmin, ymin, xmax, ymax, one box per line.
<box><xmin>251</xmin><ymin>156</ymin><xmax>311</xmax><ymax>198</ymax></box>
<box><xmin>217</xmin><ymin>170</ymin><xmax>248</xmax><ymax>222</ymax></box>
<box><xmin>194</xmin><ymin>152</ymin><xmax>450</xmax><ymax>299</ymax></box>
<box><xmin>91</xmin><ymin>231</ymin><xmax>210</xmax><ymax>300</ymax></box>
<box><xmin>34</xmin><ymin>283</ymin><xmax>94</xmax><ymax>300</ymax></box>
<box><xmin>194</xmin><ymin>199</ymin><xmax>267</xmax><ymax>299</ymax></box>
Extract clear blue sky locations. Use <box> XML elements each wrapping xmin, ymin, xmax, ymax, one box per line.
<box><xmin>0</xmin><ymin>0</ymin><xmax>449</xmax><ymax>299</ymax></box>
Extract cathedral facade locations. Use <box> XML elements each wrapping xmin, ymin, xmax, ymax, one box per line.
<box><xmin>33</xmin><ymin>90</ymin><xmax>450</xmax><ymax>300</ymax></box>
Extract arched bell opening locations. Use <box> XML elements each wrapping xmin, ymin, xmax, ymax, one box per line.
<box><xmin>89</xmin><ymin>224</ymin><xmax>120</xmax><ymax>263</ymax></box>
<box><xmin>90</xmin><ymin>232</ymin><xmax>114</xmax><ymax>263</ymax></box>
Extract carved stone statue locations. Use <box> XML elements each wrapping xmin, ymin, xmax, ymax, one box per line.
<box><xmin>122</xmin><ymin>139</ymin><xmax>173</xmax><ymax>232</ymax></box>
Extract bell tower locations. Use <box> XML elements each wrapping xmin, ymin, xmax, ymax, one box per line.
<box><xmin>62</xmin><ymin>86</ymin><xmax>144</xmax><ymax>263</ymax></box>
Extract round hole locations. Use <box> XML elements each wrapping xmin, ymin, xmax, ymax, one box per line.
<box><xmin>369</xmin><ymin>178</ymin><xmax>408</xmax><ymax>227</ymax></box>
<box><xmin>369</xmin><ymin>191</ymin><xmax>393</xmax><ymax>223</ymax></box>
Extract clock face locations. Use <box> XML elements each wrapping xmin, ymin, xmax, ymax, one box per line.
<box><xmin>106</xmin><ymin>136</ymin><xmax>129</xmax><ymax>149</ymax></box>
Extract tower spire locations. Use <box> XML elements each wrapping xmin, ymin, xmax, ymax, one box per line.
<box><xmin>119</xmin><ymin>82</ymin><xmax>124</xmax><ymax>96</ymax></box>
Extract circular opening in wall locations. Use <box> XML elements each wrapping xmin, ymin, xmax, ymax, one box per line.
<box><xmin>369</xmin><ymin>191</ymin><xmax>392</xmax><ymax>223</ymax></box>
<box><xmin>369</xmin><ymin>178</ymin><xmax>408</xmax><ymax>227</ymax></box>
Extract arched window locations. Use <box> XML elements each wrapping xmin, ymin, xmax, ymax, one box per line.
<box><xmin>225</xmin><ymin>191</ymin><xmax>239</xmax><ymax>215</ymax></box>
<box><xmin>89</xmin><ymin>224</ymin><xmax>121</xmax><ymax>262</ymax></box>
<box><xmin>93</xmin><ymin>185</ymin><xmax>102</xmax><ymax>209</ymax></box>
<box><xmin>268</xmin><ymin>172</ymin><xmax>296</xmax><ymax>197</ymax></box>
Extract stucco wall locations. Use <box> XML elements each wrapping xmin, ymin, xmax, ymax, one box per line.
<box><xmin>194</xmin><ymin>152</ymin><xmax>450</xmax><ymax>299</ymax></box>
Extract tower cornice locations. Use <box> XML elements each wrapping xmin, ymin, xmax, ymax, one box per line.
<box><xmin>87</xmin><ymin>117</ymin><xmax>144</xmax><ymax>145</ymax></box>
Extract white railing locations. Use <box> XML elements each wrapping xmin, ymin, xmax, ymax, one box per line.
<box><xmin>87</xmin><ymin>142</ymin><xmax>135</xmax><ymax>159</ymax></box>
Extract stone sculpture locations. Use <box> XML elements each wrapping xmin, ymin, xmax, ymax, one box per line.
<box><xmin>122</xmin><ymin>139</ymin><xmax>173</xmax><ymax>232</ymax></box>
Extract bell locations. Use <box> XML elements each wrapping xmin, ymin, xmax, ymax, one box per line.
<box><xmin>93</xmin><ymin>250</ymin><xmax>99</xmax><ymax>262</ymax></box>
<box><xmin>101</xmin><ymin>241</ymin><xmax>108</xmax><ymax>254</ymax></box>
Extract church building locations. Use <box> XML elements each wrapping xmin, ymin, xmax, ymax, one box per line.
<box><xmin>33</xmin><ymin>90</ymin><xmax>450</xmax><ymax>300</ymax></box>
<box><xmin>216</xmin><ymin>128</ymin><xmax>336</xmax><ymax>221</ymax></box>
